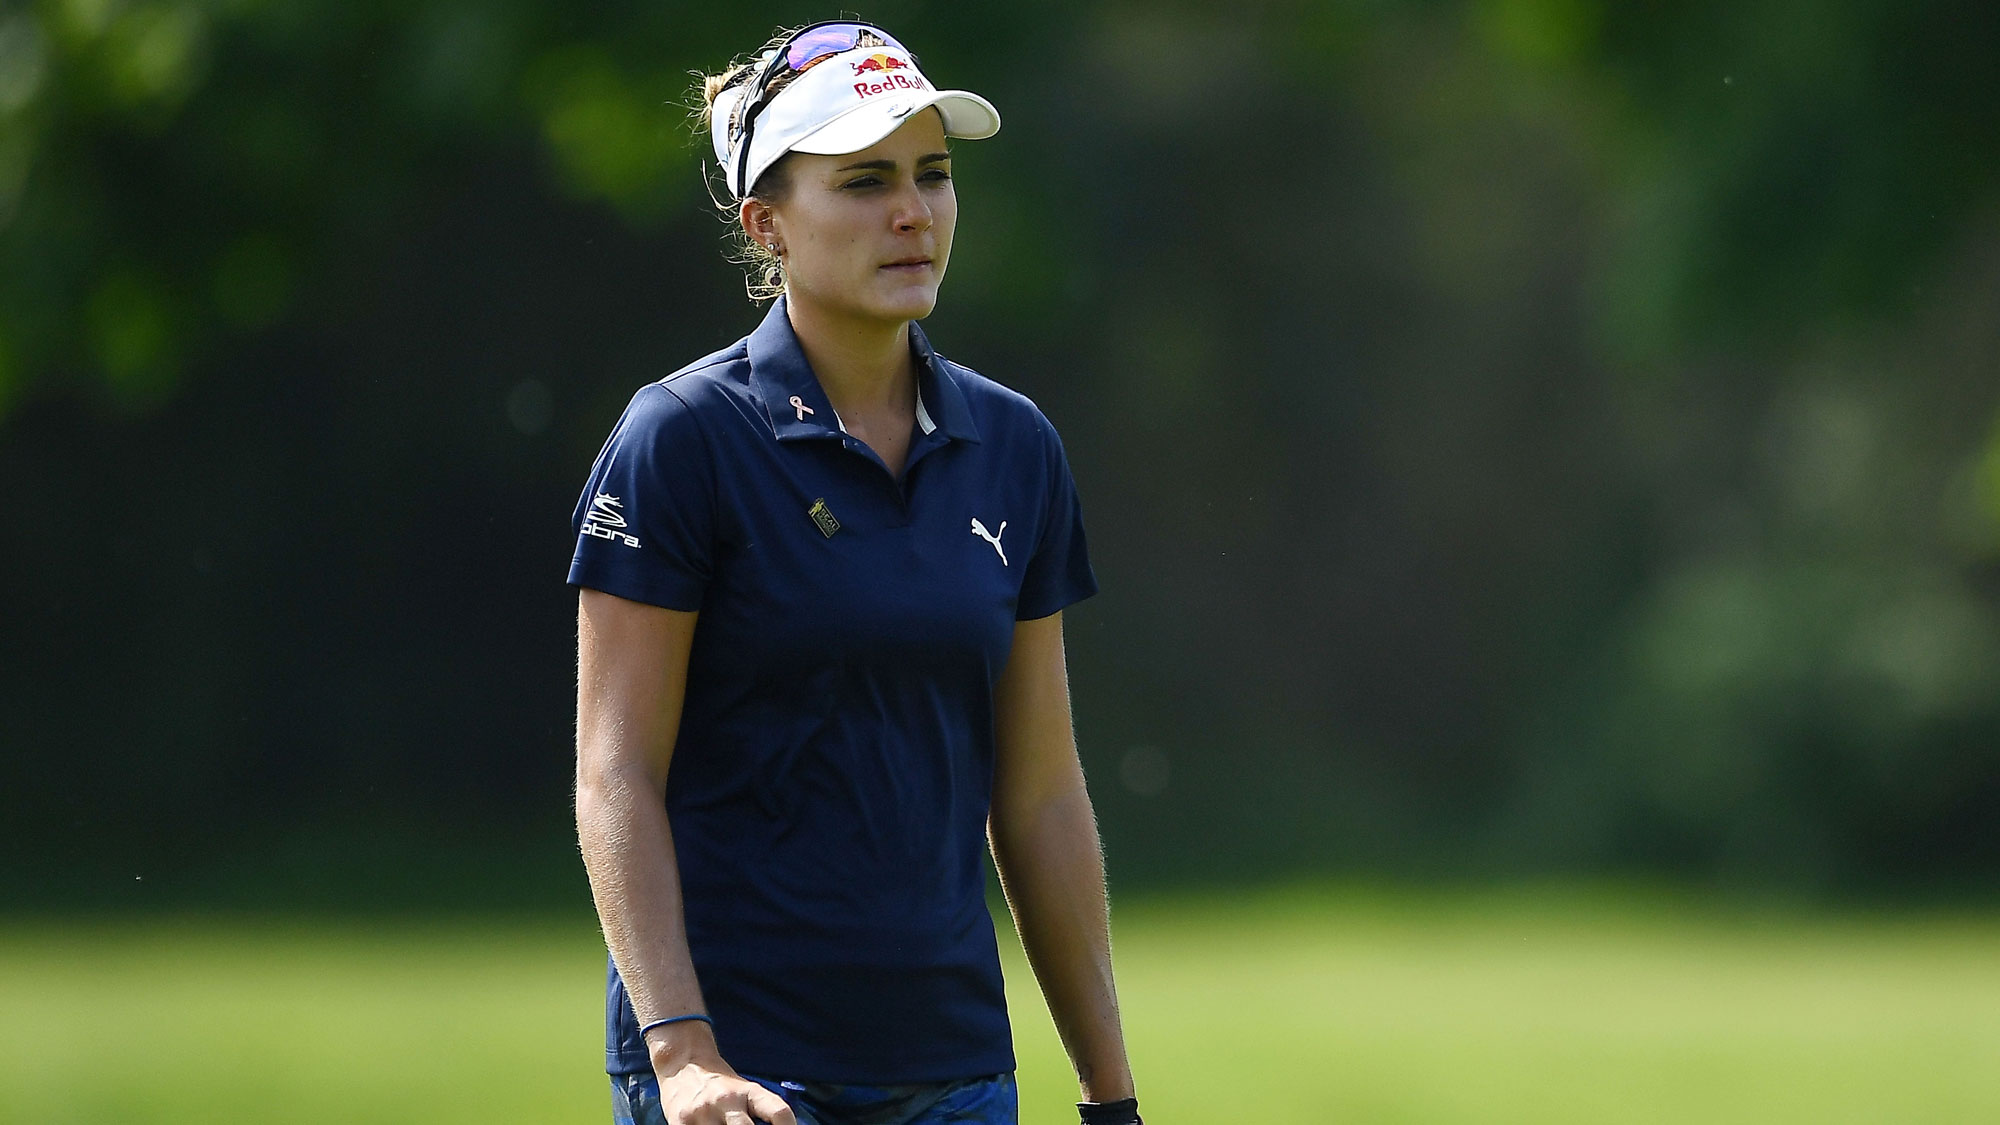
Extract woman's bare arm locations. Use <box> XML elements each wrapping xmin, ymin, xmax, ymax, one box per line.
<box><xmin>988</xmin><ymin>611</ymin><xmax>1136</xmax><ymax>1105</ymax></box>
<box><xmin>575</xmin><ymin>588</ymin><xmax>794</xmax><ymax>1125</ymax></box>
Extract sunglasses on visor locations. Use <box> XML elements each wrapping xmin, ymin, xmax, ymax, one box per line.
<box><xmin>730</xmin><ymin>21</ymin><xmax>914</xmax><ymax>196</ymax></box>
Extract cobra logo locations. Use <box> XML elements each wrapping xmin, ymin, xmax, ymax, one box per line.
<box><xmin>581</xmin><ymin>492</ymin><xmax>640</xmax><ymax>548</ymax></box>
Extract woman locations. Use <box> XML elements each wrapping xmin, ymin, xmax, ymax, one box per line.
<box><xmin>569</xmin><ymin>22</ymin><xmax>1142</xmax><ymax>1125</ymax></box>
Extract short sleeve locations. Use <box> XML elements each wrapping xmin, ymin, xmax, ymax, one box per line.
<box><xmin>1015</xmin><ymin>413</ymin><xmax>1098</xmax><ymax>620</ymax></box>
<box><xmin>567</xmin><ymin>384</ymin><xmax>716</xmax><ymax>611</ymax></box>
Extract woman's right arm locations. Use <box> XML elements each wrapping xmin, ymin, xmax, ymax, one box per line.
<box><xmin>575</xmin><ymin>588</ymin><xmax>795</xmax><ymax>1125</ymax></box>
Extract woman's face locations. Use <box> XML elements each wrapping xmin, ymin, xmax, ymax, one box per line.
<box><xmin>759</xmin><ymin>110</ymin><xmax>958</xmax><ymax>326</ymax></box>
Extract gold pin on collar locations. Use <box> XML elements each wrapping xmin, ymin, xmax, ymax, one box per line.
<box><xmin>807</xmin><ymin>498</ymin><xmax>841</xmax><ymax>538</ymax></box>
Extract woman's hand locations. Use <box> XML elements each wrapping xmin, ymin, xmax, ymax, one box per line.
<box><xmin>649</xmin><ymin>1021</ymin><xmax>796</xmax><ymax>1125</ymax></box>
<box><xmin>656</xmin><ymin>1060</ymin><xmax>796</xmax><ymax>1125</ymax></box>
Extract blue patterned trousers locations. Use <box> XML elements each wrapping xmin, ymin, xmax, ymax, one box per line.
<box><xmin>611</xmin><ymin>1070</ymin><xmax>1017</xmax><ymax>1125</ymax></box>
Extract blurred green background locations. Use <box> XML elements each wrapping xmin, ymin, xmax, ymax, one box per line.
<box><xmin>2</xmin><ymin>0</ymin><xmax>1998</xmax><ymax>1120</ymax></box>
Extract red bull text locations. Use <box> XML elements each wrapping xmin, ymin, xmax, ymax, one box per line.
<box><xmin>854</xmin><ymin>73</ymin><xmax>929</xmax><ymax>97</ymax></box>
<box><xmin>850</xmin><ymin>53</ymin><xmax>924</xmax><ymax>96</ymax></box>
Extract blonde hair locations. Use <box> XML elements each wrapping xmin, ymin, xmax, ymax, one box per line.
<box><xmin>694</xmin><ymin>27</ymin><xmax>806</xmax><ymax>302</ymax></box>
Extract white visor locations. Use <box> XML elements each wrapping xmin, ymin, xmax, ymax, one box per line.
<box><xmin>712</xmin><ymin>42</ymin><xmax>1000</xmax><ymax>199</ymax></box>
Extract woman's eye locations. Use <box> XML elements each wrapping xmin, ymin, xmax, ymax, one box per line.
<box><xmin>920</xmin><ymin>168</ymin><xmax>952</xmax><ymax>182</ymax></box>
<box><xmin>842</xmin><ymin>176</ymin><xmax>883</xmax><ymax>189</ymax></box>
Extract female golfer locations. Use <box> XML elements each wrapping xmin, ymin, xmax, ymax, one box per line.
<box><xmin>569</xmin><ymin>21</ymin><xmax>1141</xmax><ymax>1125</ymax></box>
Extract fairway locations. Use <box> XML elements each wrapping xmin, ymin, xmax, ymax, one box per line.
<box><xmin>3</xmin><ymin>886</ymin><xmax>1996</xmax><ymax>1123</ymax></box>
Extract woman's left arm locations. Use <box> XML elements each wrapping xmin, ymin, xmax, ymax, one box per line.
<box><xmin>989</xmin><ymin>610</ymin><xmax>1137</xmax><ymax>1106</ymax></box>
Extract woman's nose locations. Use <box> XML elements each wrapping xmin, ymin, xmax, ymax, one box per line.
<box><xmin>892</xmin><ymin>181</ymin><xmax>932</xmax><ymax>232</ymax></box>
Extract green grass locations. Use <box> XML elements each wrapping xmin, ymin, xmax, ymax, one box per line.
<box><xmin>3</xmin><ymin>885</ymin><xmax>1997</xmax><ymax>1123</ymax></box>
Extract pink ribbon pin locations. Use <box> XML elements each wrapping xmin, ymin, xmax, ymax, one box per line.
<box><xmin>789</xmin><ymin>395</ymin><xmax>815</xmax><ymax>421</ymax></box>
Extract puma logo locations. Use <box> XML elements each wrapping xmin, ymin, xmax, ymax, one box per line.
<box><xmin>970</xmin><ymin>517</ymin><xmax>1007</xmax><ymax>566</ymax></box>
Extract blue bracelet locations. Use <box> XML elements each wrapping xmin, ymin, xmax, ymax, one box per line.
<box><xmin>638</xmin><ymin>1014</ymin><xmax>713</xmax><ymax>1036</ymax></box>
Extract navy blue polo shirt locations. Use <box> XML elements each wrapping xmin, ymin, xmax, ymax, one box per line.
<box><xmin>568</xmin><ymin>297</ymin><xmax>1096</xmax><ymax>1084</ymax></box>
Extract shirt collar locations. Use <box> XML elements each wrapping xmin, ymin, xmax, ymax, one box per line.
<box><xmin>747</xmin><ymin>296</ymin><xmax>981</xmax><ymax>445</ymax></box>
<box><xmin>907</xmin><ymin>318</ymin><xmax>981</xmax><ymax>444</ymax></box>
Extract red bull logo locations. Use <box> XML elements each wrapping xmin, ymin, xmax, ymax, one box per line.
<box><xmin>851</xmin><ymin>53</ymin><xmax>928</xmax><ymax>98</ymax></box>
<box><xmin>851</xmin><ymin>53</ymin><xmax>911</xmax><ymax>75</ymax></box>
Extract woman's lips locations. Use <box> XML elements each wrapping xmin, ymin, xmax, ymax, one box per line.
<box><xmin>880</xmin><ymin>258</ymin><xmax>932</xmax><ymax>272</ymax></box>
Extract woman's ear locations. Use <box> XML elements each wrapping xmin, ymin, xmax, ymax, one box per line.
<box><xmin>740</xmin><ymin>197</ymin><xmax>777</xmax><ymax>252</ymax></box>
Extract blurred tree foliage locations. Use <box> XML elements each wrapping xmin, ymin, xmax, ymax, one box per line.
<box><xmin>2</xmin><ymin>0</ymin><xmax>1997</xmax><ymax>904</ymax></box>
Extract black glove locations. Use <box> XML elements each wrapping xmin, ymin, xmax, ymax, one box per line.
<box><xmin>1078</xmin><ymin>1097</ymin><xmax>1142</xmax><ymax>1125</ymax></box>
